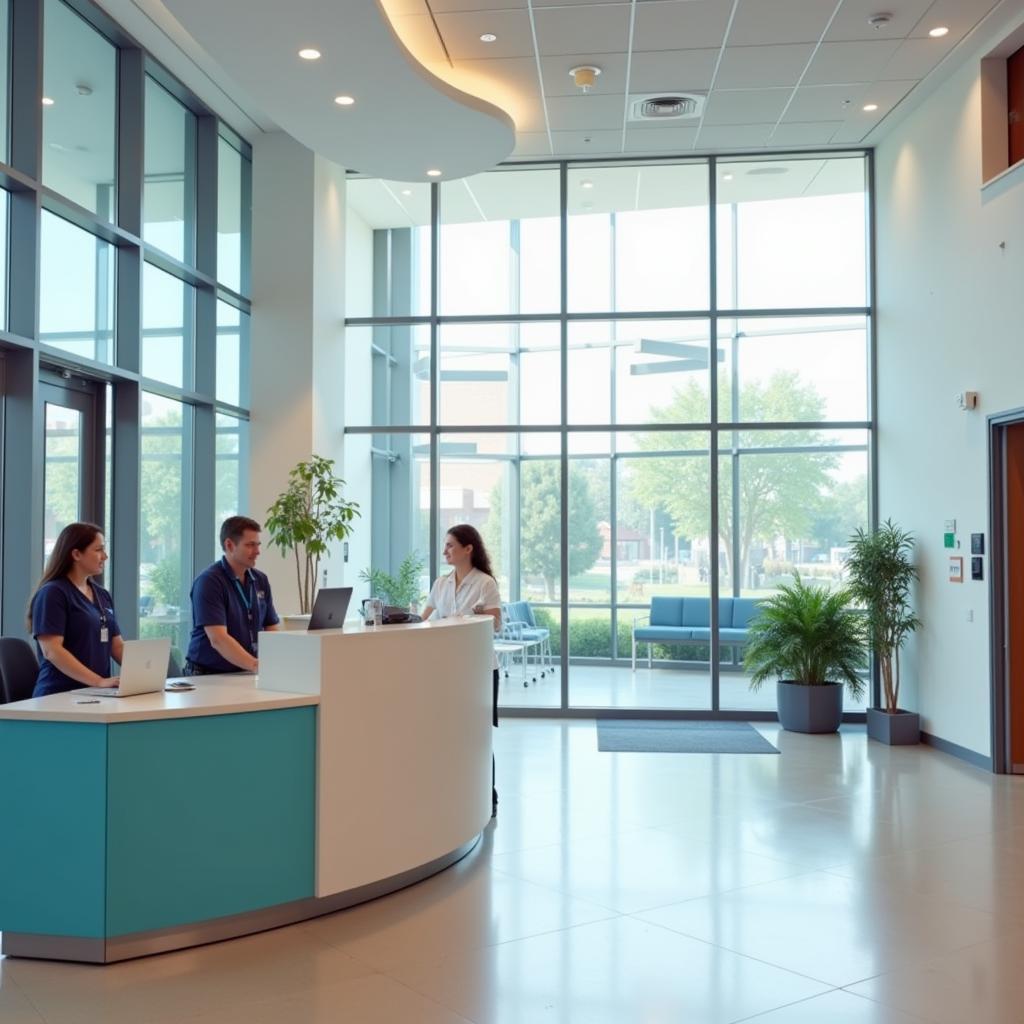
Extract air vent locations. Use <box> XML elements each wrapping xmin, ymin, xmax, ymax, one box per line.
<box><xmin>628</xmin><ymin>93</ymin><xmax>705</xmax><ymax>122</ymax></box>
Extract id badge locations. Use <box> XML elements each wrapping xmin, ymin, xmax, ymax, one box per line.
<box><xmin>100</xmin><ymin>627</ymin><xmax>109</xmax><ymax>643</ymax></box>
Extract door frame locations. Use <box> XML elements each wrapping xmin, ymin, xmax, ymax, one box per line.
<box><xmin>988</xmin><ymin>405</ymin><xmax>1024</xmax><ymax>774</ymax></box>
<box><xmin>39</xmin><ymin>369</ymin><xmax>107</xmax><ymax>536</ymax></box>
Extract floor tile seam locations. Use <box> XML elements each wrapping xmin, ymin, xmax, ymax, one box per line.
<box><xmin>485</xmin><ymin>863</ymin><xmax>630</xmax><ymax>915</ymax></box>
<box><xmin>624</xmin><ymin>913</ymin><xmax>844</xmax><ymax>990</ymax></box>
<box><xmin>624</xmin><ymin>865</ymin><xmax>841</xmax><ymax>917</ymax></box>
<box><xmin>837</xmin><ymin>980</ymin><xmax>944</xmax><ymax>1023</ymax></box>
<box><xmin>382</xmin><ymin>973</ymin><xmax>481</xmax><ymax>1024</ymax></box>
<box><xmin>724</xmin><ymin>986</ymin><xmax>883</xmax><ymax>1024</ymax></box>
<box><xmin>816</xmin><ymin>866</ymin><xmax>1024</xmax><ymax>931</ymax></box>
<box><xmin>2</xmin><ymin>974</ymin><xmax>51</xmax><ymax>1024</ymax></box>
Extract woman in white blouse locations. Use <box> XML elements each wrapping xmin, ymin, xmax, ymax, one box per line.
<box><xmin>422</xmin><ymin>524</ymin><xmax>502</xmax><ymax>816</ymax></box>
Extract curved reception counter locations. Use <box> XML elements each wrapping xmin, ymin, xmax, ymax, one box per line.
<box><xmin>0</xmin><ymin>617</ymin><xmax>494</xmax><ymax>963</ymax></box>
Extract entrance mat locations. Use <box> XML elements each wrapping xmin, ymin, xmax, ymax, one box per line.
<box><xmin>597</xmin><ymin>719</ymin><xmax>779</xmax><ymax>754</ymax></box>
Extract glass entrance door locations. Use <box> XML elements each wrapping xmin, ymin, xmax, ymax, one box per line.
<box><xmin>40</xmin><ymin>377</ymin><xmax>102</xmax><ymax>565</ymax></box>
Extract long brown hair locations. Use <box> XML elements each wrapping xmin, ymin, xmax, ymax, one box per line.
<box><xmin>26</xmin><ymin>522</ymin><xmax>104</xmax><ymax>628</ymax></box>
<box><xmin>446</xmin><ymin>524</ymin><xmax>495</xmax><ymax>579</ymax></box>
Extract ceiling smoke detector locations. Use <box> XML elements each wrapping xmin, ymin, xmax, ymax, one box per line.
<box><xmin>569</xmin><ymin>66</ymin><xmax>601</xmax><ymax>92</ymax></box>
<box><xmin>628</xmin><ymin>93</ymin><xmax>705</xmax><ymax>122</ymax></box>
<box><xmin>867</xmin><ymin>13</ymin><xmax>892</xmax><ymax>29</ymax></box>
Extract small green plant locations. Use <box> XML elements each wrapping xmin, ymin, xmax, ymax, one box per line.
<box><xmin>360</xmin><ymin>552</ymin><xmax>426</xmax><ymax>609</ymax></box>
<box><xmin>845</xmin><ymin>519</ymin><xmax>921</xmax><ymax>713</ymax></box>
<box><xmin>744</xmin><ymin>574</ymin><xmax>867</xmax><ymax>697</ymax></box>
<box><xmin>265</xmin><ymin>455</ymin><xmax>360</xmax><ymax>614</ymax></box>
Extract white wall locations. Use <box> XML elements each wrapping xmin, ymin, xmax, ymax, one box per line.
<box><xmin>249</xmin><ymin>133</ymin><xmax>348</xmax><ymax>613</ymax></box>
<box><xmin>875</xmin><ymin>14</ymin><xmax>1024</xmax><ymax>756</ymax></box>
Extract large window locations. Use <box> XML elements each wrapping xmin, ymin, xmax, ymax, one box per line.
<box><xmin>0</xmin><ymin>0</ymin><xmax>252</xmax><ymax>646</ymax></box>
<box><xmin>346</xmin><ymin>155</ymin><xmax>872</xmax><ymax>715</ymax></box>
<box><xmin>42</xmin><ymin>0</ymin><xmax>117</xmax><ymax>220</ymax></box>
<box><xmin>144</xmin><ymin>77</ymin><xmax>196</xmax><ymax>264</ymax></box>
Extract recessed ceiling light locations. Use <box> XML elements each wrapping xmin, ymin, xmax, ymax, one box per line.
<box><xmin>480</xmin><ymin>33</ymin><xmax>497</xmax><ymax>43</ymax></box>
<box><xmin>400</xmin><ymin>189</ymin><xmax>412</xmax><ymax>196</ymax></box>
<box><xmin>426</xmin><ymin>169</ymin><xmax>442</xmax><ymax>177</ymax></box>
<box><xmin>723</xmin><ymin>172</ymin><xmax>734</xmax><ymax>181</ymax></box>
<box><xmin>298</xmin><ymin>48</ymin><xmax>321</xmax><ymax>60</ymax></box>
<box><xmin>863</xmin><ymin>103</ymin><xmax>879</xmax><ymax>112</ymax></box>
<box><xmin>928</xmin><ymin>25</ymin><xmax>949</xmax><ymax>37</ymax></box>
<box><xmin>334</xmin><ymin>95</ymin><xmax>355</xmax><ymax>106</ymax></box>
<box><xmin>581</xmin><ymin>180</ymin><xmax>594</xmax><ymax>189</ymax></box>
<box><xmin>41</xmin><ymin>96</ymin><xmax>55</xmax><ymax>106</ymax></box>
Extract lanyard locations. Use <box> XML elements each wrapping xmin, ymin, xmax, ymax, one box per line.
<box><xmin>221</xmin><ymin>561</ymin><xmax>259</xmax><ymax>651</ymax></box>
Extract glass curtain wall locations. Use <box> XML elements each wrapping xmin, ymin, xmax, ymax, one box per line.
<box><xmin>0</xmin><ymin>0</ymin><xmax>252</xmax><ymax>665</ymax></box>
<box><xmin>345</xmin><ymin>155</ymin><xmax>872</xmax><ymax>715</ymax></box>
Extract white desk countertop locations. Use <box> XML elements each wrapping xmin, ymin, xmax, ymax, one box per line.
<box><xmin>0</xmin><ymin>674</ymin><xmax>318</xmax><ymax>724</ymax></box>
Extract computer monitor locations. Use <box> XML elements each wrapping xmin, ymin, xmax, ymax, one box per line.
<box><xmin>308</xmin><ymin>587</ymin><xmax>353</xmax><ymax>631</ymax></box>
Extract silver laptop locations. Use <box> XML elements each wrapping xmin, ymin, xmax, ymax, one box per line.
<box><xmin>308</xmin><ymin>587</ymin><xmax>353</xmax><ymax>631</ymax></box>
<box><xmin>78</xmin><ymin>637</ymin><xmax>171</xmax><ymax>698</ymax></box>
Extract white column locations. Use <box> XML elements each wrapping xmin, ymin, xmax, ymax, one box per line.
<box><xmin>249</xmin><ymin>132</ymin><xmax>348</xmax><ymax>614</ymax></box>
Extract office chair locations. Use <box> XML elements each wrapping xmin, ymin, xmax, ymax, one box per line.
<box><xmin>0</xmin><ymin>637</ymin><xmax>39</xmax><ymax>704</ymax></box>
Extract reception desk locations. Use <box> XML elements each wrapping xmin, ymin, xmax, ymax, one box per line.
<box><xmin>0</xmin><ymin>617</ymin><xmax>493</xmax><ymax>962</ymax></box>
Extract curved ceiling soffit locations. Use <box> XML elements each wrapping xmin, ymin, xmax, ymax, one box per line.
<box><xmin>161</xmin><ymin>0</ymin><xmax>516</xmax><ymax>181</ymax></box>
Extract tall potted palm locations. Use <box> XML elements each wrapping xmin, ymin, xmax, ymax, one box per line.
<box><xmin>745</xmin><ymin>574</ymin><xmax>867</xmax><ymax>733</ymax></box>
<box><xmin>845</xmin><ymin>520</ymin><xmax>922</xmax><ymax>745</ymax></box>
<box><xmin>264</xmin><ymin>455</ymin><xmax>360</xmax><ymax>615</ymax></box>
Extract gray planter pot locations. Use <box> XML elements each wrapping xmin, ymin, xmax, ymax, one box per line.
<box><xmin>776</xmin><ymin>681</ymin><xmax>843</xmax><ymax>733</ymax></box>
<box><xmin>866</xmin><ymin>707</ymin><xmax>920</xmax><ymax>745</ymax></box>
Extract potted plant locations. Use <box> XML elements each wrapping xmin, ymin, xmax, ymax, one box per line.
<box><xmin>845</xmin><ymin>519</ymin><xmax>923</xmax><ymax>745</ymax></box>
<box><xmin>745</xmin><ymin>574</ymin><xmax>867</xmax><ymax>733</ymax></box>
<box><xmin>264</xmin><ymin>455</ymin><xmax>360</xmax><ymax>616</ymax></box>
<box><xmin>359</xmin><ymin>552</ymin><xmax>425</xmax><ymax>615</ymax></box>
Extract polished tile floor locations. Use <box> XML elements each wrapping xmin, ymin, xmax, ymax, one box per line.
<box><xmin>3</xmin><ymin>720</ymin><xmax>1024</xmax><ymax>1023</ymax></box>
<box><xmin>498</xmin><ymin>664</ymin><xmax>868</xmax><ymax>713</ymax></box>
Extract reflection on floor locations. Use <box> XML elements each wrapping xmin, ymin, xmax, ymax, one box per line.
<box><xmin>2</xmin><ymin>720</ymin><xmax>1020</xmax><ymax>1023</ymax></box>
<box><xmin>499</xmin><ymin>663</ymin><xmax>867</xmax><ymax>713</ymax></box>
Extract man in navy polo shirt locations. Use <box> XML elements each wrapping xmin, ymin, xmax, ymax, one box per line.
<box><xmin>185</xmin><ymin>516</ymin><xmax>280</xmax><ymax>675</ymax></box>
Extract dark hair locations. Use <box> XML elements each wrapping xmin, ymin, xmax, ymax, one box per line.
<box><xmin>220</xmin><ymin>515</ymin><xmax>261</xmax><ymax>549</ymax></box>
<box><xmin>446</xmin><ymin>524</ymin><xmax>495</xmax><ymax>579</ymax></box>
<box><xmin>27</xmin><ymin>522</ymin><xmax>104</xmax><ymax>628</ymax></box>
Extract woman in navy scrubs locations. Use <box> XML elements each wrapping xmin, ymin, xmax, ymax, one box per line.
<box><xmin>28</xmin><ymin>522</ymin><xmax>123</xmax><ymax>697</ymax></box>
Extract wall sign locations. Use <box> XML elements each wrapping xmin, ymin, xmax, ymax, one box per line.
<box><xmin>948</xmin><ymin>556</ymin><xmax>964</xmax><ymax>583</ymax></box>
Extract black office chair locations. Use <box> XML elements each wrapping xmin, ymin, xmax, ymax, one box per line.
<box><xmin>168</xmin><ymin>650</ymin><xmax>183</xmax><ymax>679</ymax></box>
<box><xmin>0</xmin><ymin>637</ymin><xmax>39</xmax><ymax>704</ymax></box>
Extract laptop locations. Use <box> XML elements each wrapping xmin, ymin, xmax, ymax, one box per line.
<box><xmin>308</xmin><ymin>587</ymin><xmax>353</xmax><ymax>631</ymax></box>
<box><xmin>78</xmin><ymin>637</ymin><xmax>171</xmax><ymax>698</ymax></box>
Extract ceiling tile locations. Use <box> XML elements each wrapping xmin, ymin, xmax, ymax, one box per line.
<box><xmin>829</xmin><ymin>78</ymin><xmax>916</xmax><ymax>140</ymax></box>
<box><xmin>628</xmin><ymin>49</ymin><xmax>718</xmax><ymax>93</ymax></box>
<box><xmin>702</xmin><ymin>88</ymin><xmax>791</xmax><ymax>125</ymax></box>
<box><xmin>881</xmin><ymin>36</ymin><xmax>955</xmax><ymax>80</ymax></box>
<box><xmin>715</xmin><ymin>44</ymin><xmax>815</xmax><ymax>89</ymax></box>
<box><xmin>533</xmin><ymin>5</ymin><xmax>631</xmax><ymax>57</ymax></box>
<box><xmin>430</xmin><ymin>0</ymin><xmax>527</xmax><ymax>10</ymax></box>
<box><xmin>383</xmin><ymin>0</ymin><xmax>431</xmax><ymax>14</ymax></box>
<box><xmin>728</xmin><ymin>0</ymin><xmax>838</xmax><ymax>46</ymax></box>
<box><xmin>632</xmin><ymin>1</ymin><xmax>732</xmax><ymax>52</ymax></box>
<box><xmin>768</xmin><ymin>120</ymin><xmax>842</xmax><ymax>144</ymax></box>
<box><xmin>908</xmin><ymin>0</ymin><xmax>1001</xmax><ymax>40</ymax></box>
<box><xmin>540</xmin><ymin>52</ymin><xmax>628</xmax><ymax>97</ymax></box>
<box><xmin>550</xmin><ymin>128</ymin><xmax>624</xmax><ymax>156</ymax></box>
<box><xmin>803</xmin><ymin>40</ymin><xmax>903</xmax><ymax>85</ymax></box>
<box><xmin>533</xmin><ymin>0</ymin><xmax>628</xmax><ymax>5</ymax></box>
<box><xmin>545</xmin><ymin>93</ymin><xmax>626</xmax><ymax>131</ymax></box>
<box><xmin>433</xmin><ymin>9</ymin><xmax>536</xmax><ymax>59</ymax></box>
<box><xmin>823</xmin><ymin>0</ymin><xmax>933</xmax><ymax>42</ymax></box>
<box><xmin>783</xmin><ymin>82</ymin><xmax>868</xmax><ymax>122</ymax></box>
<box><xmin>389</xmin><ymin>14</ymin><xmax>450</xmax><ymax>64</ymax></box>
<box><xmin>509</xmin><ymin>131</ymin><xmax>553</xmax><ymax>158</ymax></box>
<box><xmin>623</xmin><ymin>124</ymin><xmax>699</xmax><ymax>153</ymax></box>
<box><xmin>695</xmin><ymin>123</ymin><xmax>775</xmax><ymax>148</ymax></box>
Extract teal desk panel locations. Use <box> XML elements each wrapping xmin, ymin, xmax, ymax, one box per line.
<box><xmin>105</xmin><ymin>707</ymin><xmax>316</xmax><ymax>936</ymax></box>
<box><xmin>0</xmin><ymin>721</ymin><xmax>108</xmax><ymax>937</ymax></box>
